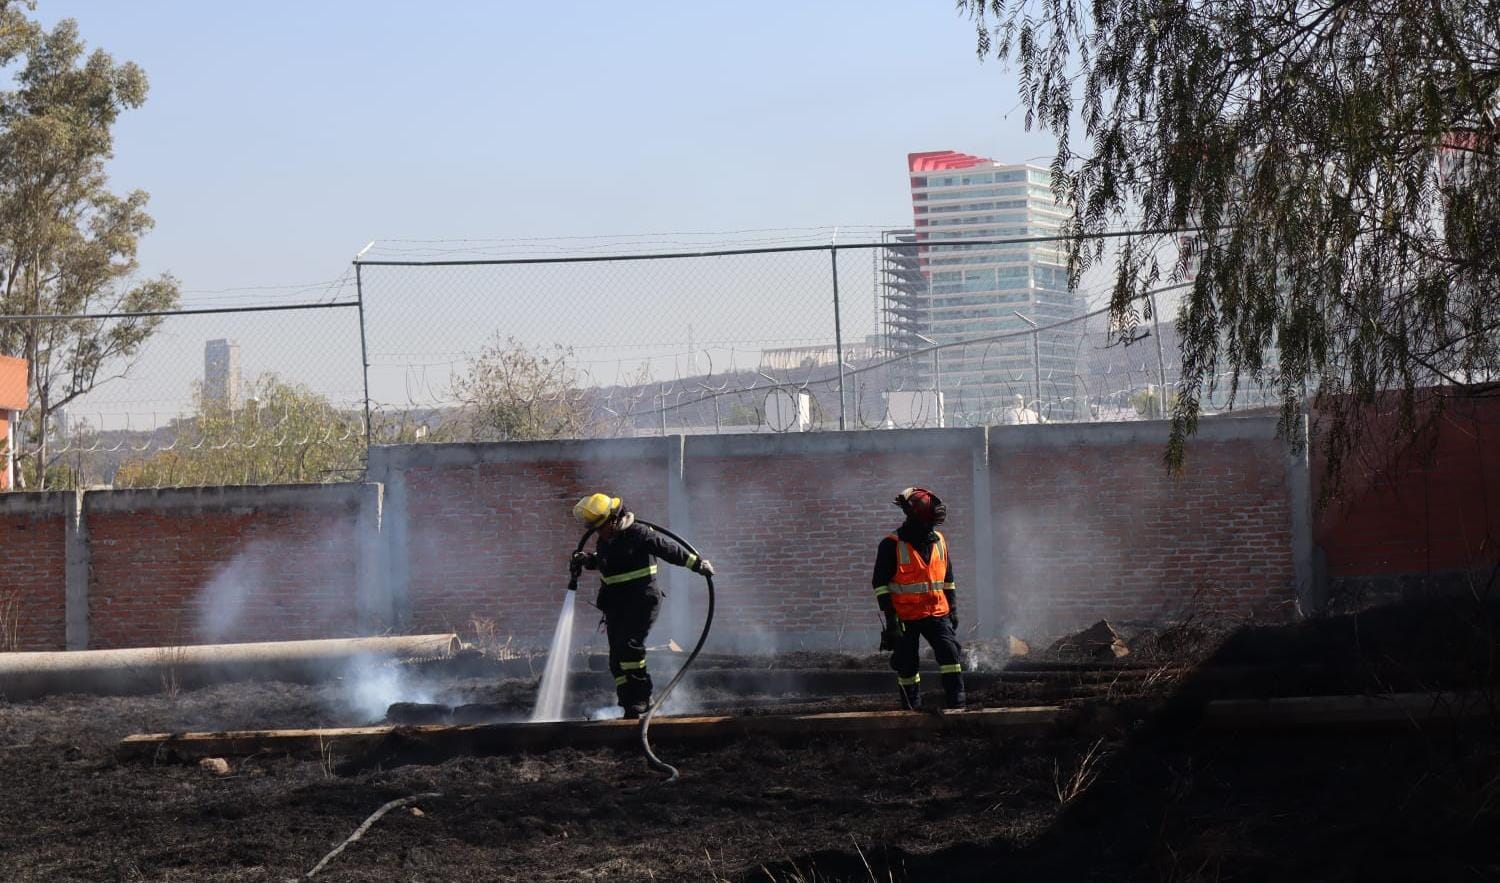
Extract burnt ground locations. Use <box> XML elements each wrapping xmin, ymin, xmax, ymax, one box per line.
<box><xmin>2</xmin><ymin>596</ymin><xmax>1499</xmax><ymax>882</ymax></box>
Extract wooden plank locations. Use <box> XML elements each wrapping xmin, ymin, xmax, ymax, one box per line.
<box><xmin>119</xmin><ymin>705</ymin><xmax>1064</xmax><ymax>762</ymax></box>
<box><xmin>1202</xmin><ymin>691</ymin><xmax>1497</xmax><ymax>729</ymax></box>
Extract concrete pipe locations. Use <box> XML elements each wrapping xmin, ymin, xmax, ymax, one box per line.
<box><xmin>0</xmin><ymin>634</ymin><xmax>462</xmax><ymax>702</ymax></box>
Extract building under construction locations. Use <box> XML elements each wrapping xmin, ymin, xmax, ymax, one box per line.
<box><xmin>879</xmin><ymin>151</ymin><xmax>1086</xmax><ymax>423</ymax></box>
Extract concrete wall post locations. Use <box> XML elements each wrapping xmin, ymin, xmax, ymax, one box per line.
<box><xmin>366</xmin><ymin>448</ymin><xmax>412</xmax><ymax>629</ymax></box>
<box><xmin>968</xmin><ymin>426</ymin><xmax>997</xmax><ymax>640</ymax></box>
<box><xmin>1286</xmin><ymin>412</ymin><xmax>1320</xmax><ymax>616</ymax></box>
<box><xmin>354</xmin><ymin>482</ymin><xmax>387</xmax><ymax>632</ymax></box>
<box><xmin>663</xmin><ymin>434</ymin><xmax>693</xmax><ymax>645</ymax></box>
<box><xmin>64</xmin><ymin>488</ymin><xmax>89</xmax><ymax>650</ymax></box>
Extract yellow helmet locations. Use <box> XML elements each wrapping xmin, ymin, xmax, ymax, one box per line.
<box><xmin>573</xmin><ymin>493</ymin><xmax>622</xmax><ymax>527</ymax></box>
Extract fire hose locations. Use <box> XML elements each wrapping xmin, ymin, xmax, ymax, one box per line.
<box><xmin>634</xmin><ymin>519</ymin><xmax>714</xmax><ymax>784</ymax></box>
<box><xmin>568</xmin><ymin>519</ymin><xmax>715</xmax><ymax>784</ymax></box>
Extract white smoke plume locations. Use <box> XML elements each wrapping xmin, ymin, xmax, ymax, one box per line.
<box><xmin>195</xmin><ymin>546</ymin><xmax>271</xmax><ymax>644</ymax></box>
<box><xmin>339</xmin><ymin>658</ymin><xmax>436</xmax><ymax>722</ymax></box>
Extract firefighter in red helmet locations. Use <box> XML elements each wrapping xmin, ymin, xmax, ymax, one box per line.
<box><xmin>871</xmin><ymin>487</ymin><xmax>965</xmax><ymax>710</ymax></box>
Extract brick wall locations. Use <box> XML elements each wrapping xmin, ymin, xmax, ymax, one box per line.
<box><xmin>374</xmin><ymin>419</ymin><xmax>1302</xmax><ymax>648</ymax></box>
<box><xmin>1314</xmin><ymin>392</ymin><xmax>1500</xmax><ymax>591</ymax></box>
<box><xmin>681</xmin><ymin>435</ymin><xmax>974</xmax><ymax>651</ymax></box>
<box><xmin>994</xmin><ymin>436</ymin><xmax>1294</xmax><ymax>633</ymax></box>
<box><xmin>0</xmin><ymin>485</ymin><xmax>373</xmax><ymax>652</ymax></box>
<box><xmin>400</xmin><ymin>449</ymin><xmax>667</xmax><ymax>641</ymax></box>
<box><xmin>0</xmin><ymin>495</ymin><xmax>66</xmax><ymax>650</ymax></box>
<box><xmin>1</xmin><ymin>417</ymin><xmax>1307</xmax><ymax>654</ymax></box>
<box><xmin>85</xmin><ymin>489</ymin><xmax>364</xmax><ymax>649</ymax></box>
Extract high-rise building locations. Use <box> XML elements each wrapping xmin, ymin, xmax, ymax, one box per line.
<box><xmin>877</xmin><ymin>228</ymin><xmax>923</xmax><ymax>369</ymax></box>
<box><xmin>204</xmin><ymin>339</ymin><xmax>241</xmax><ymax>410</ymax></box>
<box><xmin>882</xmin><ymin>150</ymin><xmax>1083</xmax><ymax>421</ymax></box>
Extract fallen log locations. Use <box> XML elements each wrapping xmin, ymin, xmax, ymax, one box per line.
<box><xmin>119</xmin><ymin>705</ymin><xmax>1064</xmax><ymax>762</ymax></box>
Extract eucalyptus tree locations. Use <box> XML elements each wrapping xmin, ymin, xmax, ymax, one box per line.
<box><xmin>0</xmin><ymin>3</ymin><xmax>179</xmax><ymax>488</ymax></box>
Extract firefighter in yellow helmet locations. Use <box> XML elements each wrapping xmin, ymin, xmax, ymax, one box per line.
<box><xmin>872</xmin><ymin>487</ymin><xmax>965</xmax><ymax>711</ymax></box>
<box><xmin>570</xmin><ymin>493</ymin><xmax>714</xmax><ymax>719</ymax></box>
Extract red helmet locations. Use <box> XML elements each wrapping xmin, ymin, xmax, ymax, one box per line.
<box><xmin>894</xmin><ymin>487</ymin><xmax>946</xmax><ymax>526</ymax></box>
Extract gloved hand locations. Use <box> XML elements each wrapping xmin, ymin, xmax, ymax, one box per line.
<box><xmin>879</xmin><ymin>613</ymin><xmax>903</xmax><ymax>652</ymax></box>
<box><xmin>694</xmin><ymin>558</ymin><xmax>715</xmax><ymax>577</ymax></box>
<box><xmin>948</xmin><ymin>610</ymin><xmax>959</xmax><ymax>630</ymax></box>
<box><xmin>569</xmin><ymin>551</ymin><xmax>598</xmax><ymax>572</ymax></box>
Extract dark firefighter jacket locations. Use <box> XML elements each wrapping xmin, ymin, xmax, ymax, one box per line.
<box><xmin>593</xmin><ymin>522</ymin><xmax>699</xmax><ymax>598</ymax></box>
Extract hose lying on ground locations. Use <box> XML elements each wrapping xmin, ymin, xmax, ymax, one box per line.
<box><xmin>635</xmin><ymin>519</ymin><xmax>715</xmax><ymax>784</ymax></box>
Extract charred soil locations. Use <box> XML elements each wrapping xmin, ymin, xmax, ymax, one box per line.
<box><xmin>1</xmin><ymin>596</ymin><xmax>1498</xmax><ymax>881</ymax></box>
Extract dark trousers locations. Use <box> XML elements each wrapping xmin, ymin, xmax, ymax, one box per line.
<box><xmin>889</xmin><ymin>614</ymin><xmax>965</xmax><ymax>709</ymax></box>
<box><xmin>599</xmin><ymin>587</ymin><xmax>661</xmax><ymax>715</ymax></box>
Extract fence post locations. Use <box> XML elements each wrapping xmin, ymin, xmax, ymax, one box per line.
<box><xmin>969</xmin><ymin>427</ymin><xmax>996</xmax><ymax>639</ymax></box>
<box><xmin>1012</xmin><ymin>311</ymin><xmax>1042</xmax><ymax>414</ymax></box>
<box><xmin>1030</xmin><ymin>329</ymin><xmax>1042</xmax><ymax>415</ymax></box>
<box><xmin>354</xmin><ymin>243</ymin><xmax>375</xmax><ymax>456</ymax></box>
<box><xmin>1149</xmin><ymin>287</ymin><xmax>1169</xmax><ymax>418</ymax></box>
<box><xmin>830</xmin><ymin>246</ymin><xmax>847</xmax><ymax>431</ymax></box>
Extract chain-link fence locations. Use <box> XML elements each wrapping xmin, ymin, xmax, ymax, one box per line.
<box><xmin>1</xmin><ymin>297</ymin><xmax>366</xmax><ymax>489</ymax></box>
<box><xmin>355</xmin><ymin>229</ymin><xmax>1268</xmax><ymax>442</ymax></box>
<box><xmin>1</xmin><ymin>228</ymin><xmax>1279</xmax><ymax>488</ymax></box>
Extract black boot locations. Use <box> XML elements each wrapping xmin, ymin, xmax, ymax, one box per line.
<box><xmin>943</xmin><ymin>674</ymin><xmax>966</xmax><ymax>710</ymax></box>
<box><xmin>898</xmin><ymin>678</ymin><xmax>921</xmax><ymax>711</ymax></box>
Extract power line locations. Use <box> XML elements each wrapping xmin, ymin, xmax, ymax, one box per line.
<box><xmin>179</xmin><ymin>278</ymin><xmax>349</xmax><ymax>295</ymax></box>
<box><xmin>0</xmin><ymin>301</ymin><xmax>359</xmax><ymax>321</ymax></box>
<box><xmin>356</xmin><ymin>226</ymin><xmax>1205</xmax><ymax>267</ymax></box>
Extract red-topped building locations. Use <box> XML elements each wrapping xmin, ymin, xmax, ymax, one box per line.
<box><xmin>877</xmin><ymin>151</ymin><xmax>1081</xmax><ymax>420</ymax></box>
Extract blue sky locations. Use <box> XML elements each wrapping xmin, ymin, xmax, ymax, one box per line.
<box><xmin>37</xmin><ymin>1</ymin><xmax>1053</xmax><ymax>294</ymax></box>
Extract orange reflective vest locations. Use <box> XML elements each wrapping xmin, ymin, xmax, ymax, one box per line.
<box><xmin>881</xmin><ymin>531</ymin><xmax>951</xmax><ymax>621</ymax></box>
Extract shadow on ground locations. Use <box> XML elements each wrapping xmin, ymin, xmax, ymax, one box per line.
<box><xmin>752</xmin><ymin>592</ymin><xmax>1500</xmax><ymax>882</ymax></box>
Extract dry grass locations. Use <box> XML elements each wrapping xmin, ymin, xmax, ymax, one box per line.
<box><xmin>738</xmin><ymin>833</ymin><xmax>903</xmax><ymax>883</ymax></box>
<box><xmin>1053</xmin><ymin>737</ymin><xmax>1111</xmax><ymax>807</ymax></box>
<box><xmin>153</xmin><ymin>642</ymin><xmax>189</xmax><ymax>700</ymax></box>
<box><xmin>1150</xmin><ymin>583</ymin><xmax>1253</xmax><ymax>663</ymax></box>
<box><xmin>0</xmin><ymin>587</ymin><xmax>20</xmax><ymax>652</ymax></box>
<box><xmin>468</xmin><ymin>615</ymin><xmax>501</xmax><ymax>653</ymax></box>
<box><xmin>317</xmin><ymin>731</ymin><xmax>336</xmax><ymax>780</ymax></box>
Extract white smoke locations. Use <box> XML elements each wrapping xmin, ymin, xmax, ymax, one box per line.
<box><xmin>656</xmin><ymin>675</ymin><xmax>702</xmax><ymax>716</ymax></box>
<box><xmin>195</xmin><ymin>546</ymin><xmax>271</xmax><ymax>643</ymax></box>
<box><xmin>339</xmin><ymin>658</ymin><xmax>436</xmax><ymax>722</ymax></box>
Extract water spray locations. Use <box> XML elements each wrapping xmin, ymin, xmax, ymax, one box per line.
<box><xmin>530</xmin><ymin>525</ymin><xmax>598</xmax><ymax>724</ymax></box>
